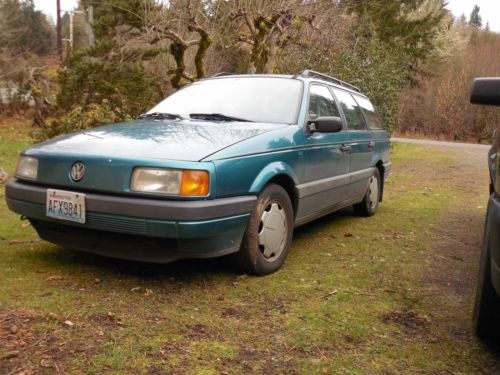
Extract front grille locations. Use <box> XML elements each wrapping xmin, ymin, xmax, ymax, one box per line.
<box><xmin>86</xmin><ymin>212</ymin><xmax>147</xmax><ymax>236</ymax></box>
<box><xmin>30</xmin><ymin>220</ymin><xmax>179</xmax><ymax>263</ymax></box>
<box><xmin>9</xmin><ymin>199</ymin><xmax>148</xmax><ymax>236</ymax></box>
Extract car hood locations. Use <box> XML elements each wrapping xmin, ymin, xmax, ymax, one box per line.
<box><xmin>28</xmin><ymin>119</ymin><xmax>288</xmax><ymax>161</ymax></box>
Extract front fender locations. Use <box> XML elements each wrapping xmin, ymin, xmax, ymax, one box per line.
<box><xmin>249</xmin><ymin>161</ymin><xmax>299</xmax><ymax>194</ymax></box>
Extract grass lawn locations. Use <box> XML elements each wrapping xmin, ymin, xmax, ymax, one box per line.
<box><xmin>1</xmin><ymin>120</ymin><xmax>498</xmax><ymax>374</ymax></box>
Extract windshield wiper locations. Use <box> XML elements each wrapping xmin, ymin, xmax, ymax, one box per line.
<box><xmin>189</xmin><ymin>113</ymin><xmax>253</xmax><ymax>122</ymax></box>
<box><xmin>138</xmin><ymin>112</ymin><xmax>184</xmax><ymax>120</ymax></box>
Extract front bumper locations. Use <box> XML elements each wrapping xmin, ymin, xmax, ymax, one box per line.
<box><xmin>487</xmin><ymin>194</ymin><xmax>500</xmax><ymax>295</ymax></box>
<box><xmin>5</xmin><ymin>180</ymin><xmax>256</xmax><ymax>263</ymax></box>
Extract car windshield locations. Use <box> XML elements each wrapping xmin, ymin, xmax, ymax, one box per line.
<box><xmin>147</xmin><ymin>77</ymin><xmax>303</xmax><ymax>124</ymax></box>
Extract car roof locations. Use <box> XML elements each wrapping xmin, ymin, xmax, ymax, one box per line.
<box><xmin>205</xmin><ymin>72</ymin><xmax>367</xmax><ymax>98</ymax></box>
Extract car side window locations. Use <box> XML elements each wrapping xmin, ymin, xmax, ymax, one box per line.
<box><xmin>332</xmin><ymin>88</ymin><xmax>367</xmax><ymax>131</ymax></box>
<box><xmin>354</xmin><ymin>95</ymin><xmax>384</xmax><ymax>130</ymax></box>
<box><xmin>308</xmin><ymin>85</ymin><xmax>341</xmax><ymax>119</ymax></box>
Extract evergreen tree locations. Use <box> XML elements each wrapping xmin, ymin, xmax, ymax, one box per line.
<box><xmin>0</xmin><ymin>0</ymin><xmax>54</xmax><ymax>55</ymax></box>
<box><xmin>346</xmin><ymin>0</ymin><xmax>447</xmax><ymax>61</ymax></box>
<box><xmin>80</xmin><ymin>0</ymin><xmax>156</xmax><ymax>40</ymax></box>
<box><xmin>469</xmin><ymin>4</ymin><xmax>482</xmax><ymax>29</ymax></box>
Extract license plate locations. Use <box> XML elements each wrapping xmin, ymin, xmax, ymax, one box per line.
<box><xmin>46</xmin><ymin>189</ymin><xmax>86</xmax><ymax>224</ymax></box>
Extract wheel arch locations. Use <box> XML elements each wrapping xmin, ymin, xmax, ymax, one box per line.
<box><xmin>249</xmin><ymin>162</ymin><xmax>299</xmax><ymax>216</ymax></box>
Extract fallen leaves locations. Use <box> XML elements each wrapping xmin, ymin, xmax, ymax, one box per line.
<box><xmin>0</xmin><ymin>350</ymin><xmax>20</xmax><ymax>360</ymax></box>
<box><xmin>39</xmin><ymin>358</ymin><xmax>51</xmax><ymax>368</ymax></box>
<box><xmin>89</xmin><ymin>312</ymin><xmax>124</xmax><ymax>327</ymax></box>
<box><xmin>321</xmin><ymin>290</ymin><xmax>338</xmax><ymax>300</ymax></box>
<box><xmin>47</xmin><ymin>275</ymin><xmax>64</xmax><ymax>281</ymax></box>
<box><xmin>381</xmin><ymin>311</ymin><xmax>430</xmax><ymax>331</ymax></box>
<box><xmin>47</xmin><ymin>312</ymin><xmax>76</xmax><ymax>328</ymax></box>
<box><xmin>0</xmin><ymin>309</ymin><xmax>54</xmax><ymax>370</ymax></box>
<box><xmin>47</xmin><ymin>312</ymin><xmax>59</xmax><ymax>321</ymax></box>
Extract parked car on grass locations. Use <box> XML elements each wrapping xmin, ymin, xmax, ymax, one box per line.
<box><xmin>5</xmin><ymin>71</ymin><xmax>391</xmax><ymax>275</ymax></box>
<box><xmin>472</xmin><ymin>77</ymin><xmax>500</xmax><ymax>338</ymax></box>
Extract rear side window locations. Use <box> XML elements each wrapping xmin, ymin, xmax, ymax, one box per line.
<box><xmin>354</xmin><ymin>96</ymin><xmax>384</xmax><ymax>130</ymax></box>
<box><xmin>308</xmin><ymin>85</ymin><xmax>341</xmax><ymax>119</ymax></box>
<box><xmin>331</xmin><ymin>88</ymin><xmax>366</xmax><ymax>131</ymax></box>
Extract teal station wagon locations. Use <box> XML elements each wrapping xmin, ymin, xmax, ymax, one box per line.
<box><xmin>6</xmin><ymin>71</ymin><xmax>391</xmax><ymax>275</ymax></box>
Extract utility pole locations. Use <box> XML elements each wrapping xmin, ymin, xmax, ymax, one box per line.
<box><xmin>69</xmin><ymin>11</ymin><xmax>74</xmax><ymax>50</ymax></box>
<box><xmin>68</xmin><ymin>11</ymin><xmax>85</xmax><ymax>53</ymax></box>
<box><xmin>56</xmin><ymin>0</ymin><xmax>62</xmax><ymax>60</ymax></box>
<box><xmin>88</xmin><ymin>5</ymin><xmax>94</xmax><ymax>47</ymax></box>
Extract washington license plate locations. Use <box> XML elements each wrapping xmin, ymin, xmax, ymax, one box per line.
<box><xmin>46</xmin><ymin>189</ymin><xmax>86</xmax><ymax>224</ymax></box>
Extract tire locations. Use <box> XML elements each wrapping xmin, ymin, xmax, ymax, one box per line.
<box><xmin>473</xmin><ymin>212</ymin><xmax>500</xmax><ymax>339</ymax></box>
<box><xmin>353</xmin><ymin>168</ymin><xmax>380</xmax><ymax>217</ymax></box>
<box><xmin>234</xmin><ymin>184</ymin><xmax>294</xmax><ymax>276</ymax></box>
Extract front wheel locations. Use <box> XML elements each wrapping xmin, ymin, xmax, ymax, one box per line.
<box><xmin>353</xmin><ymin>168</ymin><xmax>380</xmax><ymax>217</ymax></box>
<box><xmin>234</xmin><ymin>184</ymin><xmax>294</xmax><ymax>276</ymax></box>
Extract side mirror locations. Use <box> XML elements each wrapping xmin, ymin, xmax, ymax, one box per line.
<box><xmin>470</xmin><ymin>77</ymin><xmax>500</xmax><ymax>106</ymax></box>
<box><xmin>308</xmin><ymin>116</ymin><xmax>343</xmax><ymax>133</ymax></box>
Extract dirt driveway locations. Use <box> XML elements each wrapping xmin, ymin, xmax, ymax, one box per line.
<box><xmin>392</xmin><ymin>138</ymin><xmax>499</xmax><ymax>371</ymax></box>
<box><xmin>0</xmin><ymin>138</ymin><xmax>499</xmax><ymax>374</ymax></box>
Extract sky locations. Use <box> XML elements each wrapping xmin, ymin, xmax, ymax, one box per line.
<box><xmin>34</xmin><ymin>0</ymin><xmax>500</xmax><ymax>32</ymax></box>
<box><xmin>446</xmin><ymin>0</ymin><xmax>500</xmax><ymax>31</ymax></box>
<box><xmin>34</xmin><ymin>0</ymin><xmax>79</xmax><ymax>21</ymax></box>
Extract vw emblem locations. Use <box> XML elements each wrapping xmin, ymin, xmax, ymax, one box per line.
<box><xmin>70</xmin><ymin>162</ymin><xmax>85</xmax><ymax>182</ymax></box>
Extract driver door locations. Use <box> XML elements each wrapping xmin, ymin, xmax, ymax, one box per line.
<box><xmin>297</xmin><ymin>84</ymin><xmax>351</xmax><ymax>220</ymax></box>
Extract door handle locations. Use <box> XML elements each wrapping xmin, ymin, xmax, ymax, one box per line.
<box><xmin>340</xmin><ymin>145</ymin><xmax>352</xmax><ymax>153</ymax></box>
<box><xmin>368</xmin><ymin>141</ymin><xmax>375</xmax><ymax>150</ymax></box>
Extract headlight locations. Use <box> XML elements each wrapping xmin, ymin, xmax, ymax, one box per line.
<box><xmin>16</xmin><ymin>156</ymin><xmax>38</xmax><ymax>180</ymax></box>
<box><xmin>131</xmin><ymin>168</ymin><xmax>209</xmax><ymax>196</ymax></box>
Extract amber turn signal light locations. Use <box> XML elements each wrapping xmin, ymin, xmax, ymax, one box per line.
<box><xmin>180</xmin><ymin>170</ymin><xmax>209</xmax><ymax>196</ymax></box>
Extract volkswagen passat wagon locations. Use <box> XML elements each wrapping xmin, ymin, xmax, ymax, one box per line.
<box><xmin>6</xmin><ymin>70</ymin><xmax>391</xmax><ymax>275</ymax></box>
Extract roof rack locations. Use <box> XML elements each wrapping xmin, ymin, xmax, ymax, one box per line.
<box><xmin>212</xmin><ymin>72</ymin><xmax>236</xmax><ymax>77</ymax></box>
<box><xmin>301</xmin><ymin>70</ymin><xmax>360</xmax><ymax>93</ymax></box>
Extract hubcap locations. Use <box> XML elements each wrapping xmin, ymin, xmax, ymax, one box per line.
<box><xmin>368</xmin><ymin>176</ymin><xmax>379</xmax><ymax>210</ymax></box>
<box><xmin>258</xmin><ymin>202</ymin><xmax>287</xmax><ymax>262</ymax></box>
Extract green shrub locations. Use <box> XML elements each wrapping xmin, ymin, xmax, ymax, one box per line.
<box><xmin>34</xmin><ymin>100</ymin><xmax>128</xmax><ymax>141</ymax></box>
<box><xmin>326</xmin><ymin>40</ymin><xmax>411</xmax><ymax>134</ymax></box>
<box><xmin>56</xmin><ymin>41</ymin><xmax>155</xmax><ymax>119</ymax></box>
<box><xmin>279</xmin><ymin>38</ymin><xmax>410</xmax><ymax>134</ymax></box>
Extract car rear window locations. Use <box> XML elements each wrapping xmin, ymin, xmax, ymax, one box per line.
<box><xmin>331</xmin><ymin>88</ymin><xmax>367</xmax><ymax>131</ymax></box>
<box><xmin>353</xmin><ymin>95</ymin><xmax>384</xmax><ymax>130</ymax></box>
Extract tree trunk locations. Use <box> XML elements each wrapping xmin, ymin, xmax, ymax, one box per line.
<box><xmin>194</xmin><ymin>31</ymin><xmax>212</xmax><ymax>79</ymax></box>
<box><xmin>170</xmin><ymin>42</ymin><xmax>188</xmax><ymax>89</ymax></box>
<box><xmin>263</xmin><ymin>36</ymin><xmax>280</xmax><ymax>73</ymax></box>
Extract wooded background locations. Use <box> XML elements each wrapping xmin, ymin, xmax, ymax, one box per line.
<box><xmin>0</xmin><ymin>0</ymin><xmax>498</xmax><ymax>142</ymax></box>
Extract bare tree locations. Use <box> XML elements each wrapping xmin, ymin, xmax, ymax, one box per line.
<box><xmin>228</xmin><ymin>1</ymin><xmax>325</xmax><ymax>73</ymax></box>
<box><xmin>144</xmin><ymin>0</ymin><xmax>213</xmax><ymax>88</ymax></box>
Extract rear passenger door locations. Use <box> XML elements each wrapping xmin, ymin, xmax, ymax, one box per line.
<box><xmin>331</xmin><ymin>88</ymin><xmax>374</xmax><ymax>198</ymax></box>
